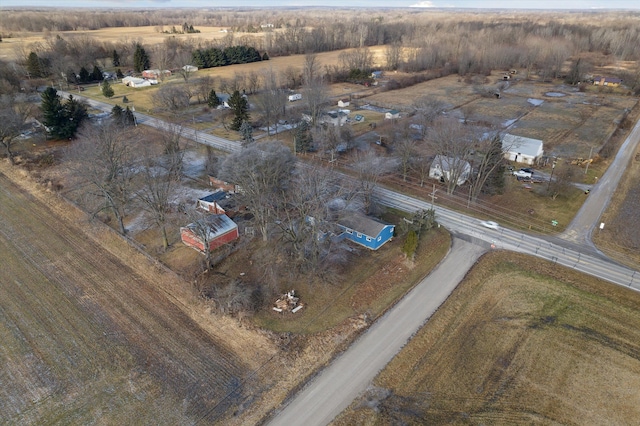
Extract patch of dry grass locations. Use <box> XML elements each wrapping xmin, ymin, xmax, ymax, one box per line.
<box><xmin>333</xmin><ymin>251</ymin><xmax>640</xmax><ymax>425</ymax></box>
<box><xmin>251</xmin><ymin>227</ymin><xmax>451</xmax><ymax>334</ymax></box>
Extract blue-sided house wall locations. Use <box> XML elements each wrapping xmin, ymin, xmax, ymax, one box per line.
<box><xmin>337</xmin><ymin>212</ymin><xmax>395</xmax><ymax>250</ymax></box>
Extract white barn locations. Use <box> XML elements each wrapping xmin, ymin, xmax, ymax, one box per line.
<box><xmin>502</xmin><ymin>133</ymin><xmax>544</xmax><ymax>165</ymax></box>
<box><xmin>122</xmin><ymin>76</ymin><xmax>152</xmax><ymax>88</ymax></box>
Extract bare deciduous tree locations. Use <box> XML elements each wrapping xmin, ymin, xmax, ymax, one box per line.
<box><xmin>254</xmin><ymin>67</ymin><xmax>286</xmax><ymax>136</ymax></box>
<box><xmin>0</xmin><ymin>94</ymin><xmax>32</xmax><ymax>164</ymax></box>
<box><xmin>467</xmin><ymin>134</ymin><xmax>506</xmax><ymax>205</ymax></box>
<box><xmin>339</xmin><ymin>46</ymin><xmax>373</xmax><ymax>72</ymax></box>
<box><xmin>219</xmin><ymin>142</ymin><xmax>296</xmax><ymax>241</ymax></box>
<box><xmin>276</xmin><ymin>164</ymin><xmax>349</xmax><ymax>273</ymax></box>
<box><xmin>351</xmin><ymin>151</ymin><xmax>397</xmax><ymax>214</ymax></box>
<box><xmin>152</xmin><ymin>84</ymin><xmax>191</xmax><ymax>111</ymax></box>
<box><xmin>427</xmin><ymin>117</ymin><xmax>476</xmax><ymax>195</ymax></box>
<box><xmin>302</xmin><ymin>53</ymin><xmax>322</xmax><ymax>86</ymax></box>
<box><xmin>136</xmin><ymin>140</ymin><xmax>181</xmax><ymax>249</ymax></box>
<box><xmin>385</xmin><ymin>42</ymin><xmax>402</xmax><ymax>71</ymax></box>
<box><xmin>66</xmin><ymin>122</ymin><xmax>139</xmax><ymax>235</ymax></box>
<box><xmin>394</xmin><ymin>137</ymin><xmax>416</xmax><ymax>182</ymax></box>
<box><xmin>302</xmin><ymin>78</ymin><xmax>329</xmax><ymax>128</ymax></box>
<box><xmin>412</xmin><ymin>97</ymin><xmax>447</xmax><ymax>140</ymax></box>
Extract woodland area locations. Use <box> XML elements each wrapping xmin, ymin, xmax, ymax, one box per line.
<box><xmin>1</xmin><ymin>9</ymin><xmax>640</xmax><ymax>91</ymax></box>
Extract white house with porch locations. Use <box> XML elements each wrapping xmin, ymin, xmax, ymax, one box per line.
<box><xmin>429</xmin><ymin>155</ymin><xmax>471</xmax><ymax>186</ymax></box>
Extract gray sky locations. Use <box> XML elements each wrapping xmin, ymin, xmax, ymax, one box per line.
<box><xmin>1</xmin><ymin>0</ymin><xmax>638</xmax><ymax>9</ymax></box>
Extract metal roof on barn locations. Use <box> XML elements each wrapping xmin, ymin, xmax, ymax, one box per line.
<box><xmin>185</xmin><ymin>214</ymin><xmax>237</xmax><ymax>239</ymax></box>
<box><xmin>502</xmin><ymin>133</ymin><xmax>544</xmax><ymax>158</ymax></box>
<box><xmin>198</xmin><ymin>191</ymin><xmax>227</xmax><ymax>203</ymax></box>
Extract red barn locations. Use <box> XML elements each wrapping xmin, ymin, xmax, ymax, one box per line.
<box><xmin>180</xmin><ymin>214</ymin><xmax>238</xmax><ymax>253</ymax></box>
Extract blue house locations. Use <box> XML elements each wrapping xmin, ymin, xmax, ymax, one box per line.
<box><xmin>337</xmin><ymin>212</ymin><xmax>395</xmax><ymax>250</ymax></box>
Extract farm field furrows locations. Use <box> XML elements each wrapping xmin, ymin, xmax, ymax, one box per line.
<box><xmin>334</xmin><ymin>251</ymin><xmax>640</xmax><ymax>425</ymax></box>
<box><xmin>0</xmin><ymin>172</ymin><xmax>252</xmax><ymax>424</ymax></box>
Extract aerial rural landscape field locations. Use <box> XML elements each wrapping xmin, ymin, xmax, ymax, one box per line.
<box><xmin>1</xmin><ymin>6</ymin><xmax>640</xmax><ymax>425</ymax></box>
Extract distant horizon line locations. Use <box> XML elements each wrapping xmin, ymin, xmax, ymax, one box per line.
<box><xmin>2</xmin><ymin>5</ymin><xmax>638</xmax><ymax>10</ymax></box>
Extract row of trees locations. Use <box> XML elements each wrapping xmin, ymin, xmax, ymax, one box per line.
<box><xmin>191</xmin><ymin>46</ymin><xmax>265</xmax><ymax>69</ymax></box>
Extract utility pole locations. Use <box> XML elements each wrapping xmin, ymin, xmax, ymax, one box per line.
<box><xmin>584</xmin><ymin>146</ymin><xmax>593</xmax><ymax>175</ymax></box>
<box><xmin>429</xmin><ymin>183</ymin><xmax>438</xmax><ymax>209</ymax></box>
<box><xmin>547</xmin><ymin>160</ymin><xmax>556</xmax><ymax>191</ymax></box>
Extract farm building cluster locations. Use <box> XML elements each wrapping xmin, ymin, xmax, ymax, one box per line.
<box><xmin>180</xmin><ymin>176</ymin><xmax>396</xmax><ymax>256</ymax></box>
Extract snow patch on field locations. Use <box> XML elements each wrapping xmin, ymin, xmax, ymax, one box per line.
<box><xmin>503</xmin><ymin>118</ymin><xmax>518</xmax><ymax>127</ymax></box>
<box><xmin>528</xmin><ymin>98</ymin><xmax>544</xmax><ymax>106</ymax></box>
<box><xmin>182</xmin><ymin>150</ymin><xmax>207</xmax><ymax>179</ymax></box>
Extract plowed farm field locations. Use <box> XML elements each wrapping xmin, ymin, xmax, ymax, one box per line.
<box><xmin>0</xmin><ymin>171</ymin><xmax>265</xmax><ymax>424</ymax></box>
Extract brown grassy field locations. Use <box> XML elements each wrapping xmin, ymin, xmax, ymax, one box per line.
<box><xmin>333</xmin><ymin>250</ymin><xmax>640</xmax><ymax>425</ymax></box>
<box><xmin>0</xmin><ymin>26</ymin><xmax>255</xmax><ymax>62</ymax></box>
<box><xmin>0</xmin><ymin>163</ymin><xmax>282</xmax><ymax>424</ymax></box>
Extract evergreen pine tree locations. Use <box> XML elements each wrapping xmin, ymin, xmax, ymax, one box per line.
<box><xmin>124</xmin><ymin>107</ymin><xmax>136</xmax><ymax>126</ymax></box>
<box><xmin>295</xmin><ymin>120</ymin><xmax>313</xmax><ymax>153</ymax></box>
<box><xmin>91</xmin><ymin>65</ymin><xmax>103</xmax><ymax>82</ymax></box>
<box><xmin>112</xmin><ymin>49</ymin><xmax>120</xmax><ymax>67</ymax></box>
<box><xmin>41</xmin><ymin>87</ymin><xmax>64</xmax><ymax>135</ymax></box>
<box><xmin>116</xmin><ymin>68</ymin><xmax>124</xmax><ymax>78</ymax></box>
<box><xmin>207</xmin><ymin>89</ymin><xmax>221</xmax><ymax>108</ymax></box>
<box><xmin>41</xmin><ymin>89</ymin><xmax>87</xmax><ymax>139</ymax></box>
<box><xmin>262</xmin><ymin>52</ymin><xmax>269</xmax><ymax>61</ymax></box>
<box><xmin>58</xmin><ymin>95</ymin><xmax>88</xmax><ymax>139</ymax></box>
<box><xmin>111</xmin><ymin>104</ymin><xmax>124</xmax><ymax>121</ymax></box>
<box><xmin>133</xmin><ymin>44</ymin><xmax>150</xmax><ymax>73</ymax></box>
<box><xmin>228</xmin><ymin>90</ymin><xmax>249</xmax><ymax>131</ymax></box>
<box><xmin>27</xmin><ymin>52</ymin><xmax>43</xmax><ymax>78</ymax></box>
<box><xmin>101</xmin><ymin>80</ymin><xmax>114</xmax><ymax>98</ymax></box>
<box><xmin>78</xmin><ymin>67</ymin><xmax>90</xmax><ymax>83</ymax></box>
<box><xmin>239</xmin><ymin>121</ymin><xmax>254</xmax><ymax>146</ymax></box>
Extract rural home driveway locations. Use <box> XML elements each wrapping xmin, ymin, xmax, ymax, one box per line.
<box><xmin>267</xmin><ymin>238</ymin><xmax>486</xmax><ymax>426</ymax></box>
<box><xmin>562</xmin><ymin>116</ymin><xmax>640</xmax><ymax>247</ymax></box>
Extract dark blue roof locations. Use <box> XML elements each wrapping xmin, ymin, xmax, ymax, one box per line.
<box><xmin>199</xmin><ymin>191</ymin><xmax>227</xmax><ymax>203</ymax></box>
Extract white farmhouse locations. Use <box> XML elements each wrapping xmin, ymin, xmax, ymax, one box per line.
<box><xmin>429</xmin><ymin>155</ymin><xmax>471</xmax><ymax>186</ymax></box>
<box><xmin>502</xmin><ymin>133</ymin><xmax>544</xmax><ymax>165</ymax></box>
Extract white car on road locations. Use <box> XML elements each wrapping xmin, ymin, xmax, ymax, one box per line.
<box><xmin>480</xmin><ymin>220</ymin><xmax>500</xmax><ymax>230</ymax></box>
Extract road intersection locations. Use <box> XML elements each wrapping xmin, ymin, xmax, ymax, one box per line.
<box><xmin>68</xmin><ymin>91</ymin><xmax>640</xmax><ymax>425</ymax></box>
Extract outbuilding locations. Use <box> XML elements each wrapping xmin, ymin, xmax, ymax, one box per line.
<box><xmin>502</xmin><ymin>133</ymin><xmax>544</xmax><ymax>165</ymax></box>
<box><xmin>121</xmin><ymin>76</ymin><xmax>152</xmax><ymax>88</ymax></box>
<box><xmin>180</xmin><ymin>214</ymin><xmax>238</xmax><ymax>253</ymax></box>
<box><xmin>196</xmin><ymin>191</ymin><xmax>228</xmax><ymax>215</ymax></box>
<box><xmin>385</xmin><ymin>110</ymin><xmax>400</xmax><ymax>120</ymax></box>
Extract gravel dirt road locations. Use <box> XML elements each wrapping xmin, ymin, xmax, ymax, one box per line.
<box><xmin>268</xmin><ymin>238</ymin><xmax>486</xmax><ymax>426</ymax></box>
